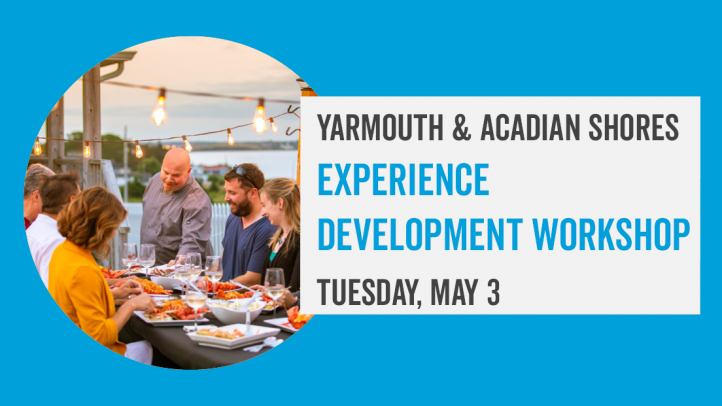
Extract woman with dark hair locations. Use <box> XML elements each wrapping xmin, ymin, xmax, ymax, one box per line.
<box><xmin>49</xmin><ymin>186</ymin><xmax>156</xmax><ymax>364</ymax></box>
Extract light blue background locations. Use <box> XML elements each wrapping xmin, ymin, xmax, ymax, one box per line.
<box><xmin>3</xmin><ymin>1</ymin><xmax>719</xmax><ymax>404</ymax></box>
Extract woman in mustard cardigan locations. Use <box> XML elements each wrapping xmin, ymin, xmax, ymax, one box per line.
<box><xmin>49</xmin><ymin>187</ymin><xmax>156</xmax><ymax>364</ymax></box>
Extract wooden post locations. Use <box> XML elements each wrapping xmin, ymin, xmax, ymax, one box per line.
<box><xmin>298</xmin><ymin>88</ymin><xmax>318</xmax><ymax>185</ymax></box>
<box><xmin>82</xmin><ymin>65</ymin><xmax>102</xmax><ymax>188</ymax></box>
<box><xmin>46</xmin><ymin>96</ymin><xmax>65</xmax><ymax>173</ymax></box>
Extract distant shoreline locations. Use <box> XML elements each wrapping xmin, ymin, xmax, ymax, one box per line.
<box><xmin>163</xmin><ymin>141</ymin><xmax>298</xmax><ymax>152</ymax></box>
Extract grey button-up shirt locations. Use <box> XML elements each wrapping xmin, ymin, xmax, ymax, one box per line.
<box><xmin>140</xmin><ymin>174</ymin><xmax>213</xmax><ymax>265</ymax></box>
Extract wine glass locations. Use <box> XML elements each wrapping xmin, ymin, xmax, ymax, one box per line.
<box><xmin>139</xmin><ymin>245</ymin><xmax>155</xmax><ymax>276</ymax></box>
<box><xmin>205</xmin><ymin>256</ymin><xmax>222</xmax><ymax>297</ymax></box>
<box><xmin>186</xmin><ymin>277</ymin><xmax>208</xmax><ymax>332</ymax></box>
<box><xmin>264</xmin><ymin>268</ymin><xmax>285</xmax><ymax>319</ymax></box>
<box><xmin>189</xmin><ymin>253</ymin><xmax>202</xmax><ymax>279</ymax></box>
<box><xmin>121</xmin><ymin>243</ymin><xmax>138</xmax><ymax>275</ymax></box>
<box><xmin>174</xmin><ymin>255</ymin><xmax>191</xmax><ymax>296</ymax></box>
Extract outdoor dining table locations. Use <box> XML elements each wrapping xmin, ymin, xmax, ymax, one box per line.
<box><xmin>121</xmin><ymin>308</ymin><xmax>294</xmax><ymax>369</ymax></box>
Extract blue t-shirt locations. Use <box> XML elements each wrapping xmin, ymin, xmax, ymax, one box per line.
<box><xmin>221</xmin><ymin>215</ymin><xmax>277</xmax><ymax>281</ymax></box>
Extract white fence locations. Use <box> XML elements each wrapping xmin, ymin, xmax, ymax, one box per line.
<box><xmin>123</xmin><ymin>202</ymin><xmax>230</xmax><ymax>255</ymax></box>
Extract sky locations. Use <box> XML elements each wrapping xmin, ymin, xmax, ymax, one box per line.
<box><xmin>37</xmin><ymin>37</ymin><xmax>301</xmax><ymax>143</ymax></box>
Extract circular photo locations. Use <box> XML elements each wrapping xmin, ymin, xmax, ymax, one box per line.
<box><xmin>25</xmin><ymin>37</ymin><xmax>314</xmax><ymax>369</ymax></box>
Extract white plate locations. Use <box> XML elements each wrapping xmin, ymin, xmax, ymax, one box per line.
<box><xmin>123</xmin><ymin>268</ymin><xmax>150</xmax><ymax>275</ymax></box>
<box><xmin>187</xmin><ymin>324</ymin><xmax>280</xmax><ymax>349</ymax></box>
<box><xmin>134</xmin><ymin>310</ymin><xmax>210</xmax><ymax>327</ymax></box>
<box><xmin>151</xmin><ymin>275</ymin><xmax>182</xmax><ymax>290</ymax></box>
<box><xmin>264</xmin><ymin>317</ymin><xmax>298</xmax><ymax>333</ymax></box>
<box><xmin>148</xmin><ymin>265</ymin><xmax>175</xmax><ymax>276</ymax></box>
<box><xmin>261</xmin><ymin>303</ymin><xmax>280</xmax><ymax>313</ymax></box>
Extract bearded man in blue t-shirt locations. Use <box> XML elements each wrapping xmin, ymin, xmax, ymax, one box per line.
<box><xmin>221</xmin><ymin>163</ymin><xmax>277</xmax><ymax>284</ymax></box>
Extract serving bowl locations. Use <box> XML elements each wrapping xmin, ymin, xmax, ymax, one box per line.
<box><xmin>150</xmin><ymin>275</ymin><xmax>181</xmax><ymax>290</ymax></box>
<box><xmin>207</xmin><ymin>298</ymin><xmax>264</xmax><ymax>325</ymax></box>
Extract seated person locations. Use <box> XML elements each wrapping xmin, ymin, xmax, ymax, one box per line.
<box><xmin>23</xmin><ymin>164</ymin><xmax>54</xmax><ymax>229</ymax></box>
<box><xmin>49</xmin><ymin>186</ymin><xmax>156</xmax><ymax>364</ymax></box>
<box><xmin>221</xmin><ymin>164</ymin><xmax>277</xmax><ymax>286</ymax></box>
<box><xmin>258</xmin><ymin>178</ymin><xmax>300</xmax><ymax>292</ymax></box>
<box><xmin>27</xmin><ymin>171</ymin><xmax>80</xmax><ymax>287</ymax></box>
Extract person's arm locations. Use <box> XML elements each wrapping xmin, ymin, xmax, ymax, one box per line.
<box><xmin>233</xmin><ymin>269</ymin><xmax>262</xmax><ymax>286</ymax></box>
<box><xmin>177</xmin><ymin>194</ymin><xmax>212</xmax><ymax>257</ymax></box>
<box><xmin>70</xmin><ymin>267</ymin><xmax>139</xmax><ymax>346</ymax></box>
<box><xmin>111</xmin><ymin>294</ymin><xmax>156</xmax><ymax>330</ymax></box>
<box><xmin>110</xmin><ymin>279</ymin><xmax>143</xmax><ymax>301</ymax></box>
<box><xmin>292</xmin><ymin>291</ymin><xmax>300</xmax><ymax>309</ymax></box>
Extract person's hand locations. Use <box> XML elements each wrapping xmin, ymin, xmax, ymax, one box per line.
<box><xmin>249</xmin><ymin>285</ymin><xmax>265</xmax><ymax>293</ymax></box>
<box><xmin>167</xmin><ymin>260</ymin><xmax>176</xmax><ymax>267</ymax></box>
<box><xmin>272</xmin><ymin>288</ymin><xmax>296</xmax><ymax>309</ymax></box>
<box><xmin>128</xmin><ymin>293</ymin><xmax>157</xmax><ymax>312</ymax></box>
<box><xmin>277</xmin><ymin>288</ymin><xmax>296</xmax><ymax>309</ymax></box>
<box><xmin>111</xmin><ymin>279</ymin><xmax>143</xmax><ymax>299</ymax></box>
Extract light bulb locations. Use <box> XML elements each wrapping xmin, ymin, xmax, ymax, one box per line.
<box><xmin>151</xmin><ymin>88</ymin><xmax>167</xmax><ymax>126</ymax></box>
<box><xmin>33</xmin><ymin>137</ymin><xmax>42</xmax><ymax>155</ymax></box>
<box><xmin>183</xmin><ymin>136</ymin><xmax>193</xmax><ymax>152</ymax></box>
<box><xmin>253</xmin><ymin>98</ymin><xmax>267</xmax><ymax>133</ymax></box>
<box><xmin>135</xmin><ymin>140</ymin><xmax>143</xmax><ymax>158</ymax></box>
<box><xmin>83</xmin><ymin>141</ymin><xmax>91</xmax><ymax>158</ymax></box>
<box><xmin>227</xmin><ymin>128</ymin><xmax>235</xmax><ymax>145</ymax></box>
<box><xmin>269</xmin><ymin>117</ymin><xmax>278</xmax><ymax>133</ymax></box>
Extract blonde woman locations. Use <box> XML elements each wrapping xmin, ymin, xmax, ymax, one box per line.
<box><xmin>49</xmin><ymin>187</ymin><xmax>156</xmax><ymax>364</ymax></box>
<box><xmin>259</xmin><ymin>178</ymin><xmax>300</xmax><ymax>293</ymax></box>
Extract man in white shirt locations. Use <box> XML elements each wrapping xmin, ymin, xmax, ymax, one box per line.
<box><xmin>27</xmin><ymin>171</ymin><xmax>80</xmax><ymax>287</ymax></box>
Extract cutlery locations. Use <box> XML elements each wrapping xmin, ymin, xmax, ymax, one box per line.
<box><xmin>229</xmin><ymin>280</ymin><xmax>258</xmax><ymax>292</ymax></box>
<box><xmin>243</xmin><ymin>337</ymin><xmax>283</xmax><ymax>352</ymax></box>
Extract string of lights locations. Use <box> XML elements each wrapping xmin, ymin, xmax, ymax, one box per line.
<box><xmin>33</xmin><ymin>106</ymin><xmax>301</xmax><ymax>159</ymax></box>
<box><xmin>102</xmin><ymin>81</ymin><xmax>299</xmax><ymax>104</ymax></box>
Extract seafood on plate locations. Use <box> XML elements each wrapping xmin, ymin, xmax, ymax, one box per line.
<box><xmin>196</xmin><ymin>328</ymin><xmax>245</xmax><ymax>339</ymax></box>
<box><xmin>116</xmin><ymin>278</ymin><xmax>172</xmax><ymax>295</ymax></box>
<box><xmin>203</xmin><ymin>280</ymin><xmax>238</xmax><ymax>293</ymax></box>
<box><xmin>286</xmin><ymin>306</ymin><xmax>313</xmax><ymax>330</ymax></box>
<box><xmin>142</xmin><ymin>300</ymin><xmax>210</xmax><ymax>321</ymax></box>
<box><xmin>101</xmin><ymin>267</ymin><xmax>126</xmax><ymax>279</ymax></box>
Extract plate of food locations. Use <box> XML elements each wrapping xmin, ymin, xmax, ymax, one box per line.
<box><xmin>264</xmin><ymin>306</ymin><xmax>313</xmax><ymax>333</ymax></box>
<box><xmin>135</xmin><ymin>299</ymin><xmax>211</xmax><ymax>326</ymax></box>
<box><xmin>116</xmin><ymin>278</ymin><xmax>173</xmax><ymax>295</ymax></box>
<box><xmin>205</xmin><ymin>281</ymin><xmax>243</xmax><ymax>295</ymax></box>
<box><xmin>120</xmin><ymin>265</ymin><xmax>151</xmax><ymax>275</ymax></box>
<box><xmin>148</xmin><ymin>265</ymin><xmax>173</xmax><ymax>277</ymax></box>
<box><xmin>101</xmin><ymin>267</ymin><xmax>126</xmax><ymax>279</ymax></box>
<box><xmin>187</xmin><ymin>324</ymin><xmax>281</xmax><ymax>350</ymax></box>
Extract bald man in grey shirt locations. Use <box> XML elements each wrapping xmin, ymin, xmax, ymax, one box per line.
<box><xmin>140</xmin><ymin>148</ymin><xmax>212</xmax><ymax>265</ymax></box>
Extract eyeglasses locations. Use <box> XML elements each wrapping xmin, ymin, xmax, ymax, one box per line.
<box><xmin>231</xmin><ymin>165</ymin><xmax>259</xmax><ymax>190</ymax></box>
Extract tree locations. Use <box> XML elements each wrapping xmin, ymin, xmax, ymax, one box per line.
<box><xmin>127</xmin><ymin>178</ymin><xmax>146</xmax><ymax>198</ymax></box>
<box><xmin>144</xmin><ymin>157</ymin><xmax>161</xmax><ymax>175</ymax></box>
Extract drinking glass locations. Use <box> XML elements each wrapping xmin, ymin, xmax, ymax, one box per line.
<box><xmin>264</xmin><ymin>268</ymin><xmax>285</xmax><ymax>319</ymax></box>
<box><xmin>205</xmin><ymin>256</ymin><xmax>222</xmax><ymax>296</ymax></box>
<box><xmin>139</xmin><ymin>245</ymin><xmax>155</xmax><ymax>276</ymax></box>
<box><xmin>189</xmin><ymin>253</ymin><xmax>202</xmax><ymax>279</ymax></box>
<box><xmin>121</xmin><ymin>244</ymin><xmax>138</xmax><ymax>275</ymax></box>
<box><xmin>174</xmin><ymin>255</ymin><xmax>191</xmax><ymax>296</ymax></box>
<box><xmin>186</xmin><ymin>277</ymin><xmax>208</xmax><ymax>332</ymax></box>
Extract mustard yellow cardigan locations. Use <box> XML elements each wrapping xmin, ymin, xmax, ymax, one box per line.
<box><xmin>48</xmin><ymin>240</ymin><xmax>126</xmax><ymax>356</ymax></box>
